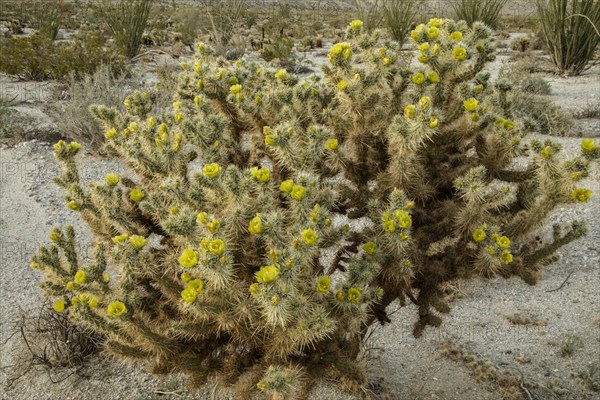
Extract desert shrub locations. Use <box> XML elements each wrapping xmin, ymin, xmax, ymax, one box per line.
<box><xmin>499</xmin><ymin>56</ymin><xmax>552</xmax><ymax>95</ymax></box>
<box><xmin>32</xmin><ymin>19</ymin><xmax>598</xmax><ymax>397</ymax></box>
<box><xmin>511</xmin><ymin>35</ymin><xmax>531</xmax><ymax>52</ymax></box>
<box><xmin>48</xmin><ymin>65</ymin><xmax>137</xmax><ymax>148</ymax></box>
<box><xmin>206</xmin><ymin>0</ymin><xmax>247</xmax><ymax>57</ymax></box>
<box><xmin>536</xmin><ymin>0</ymin><xmax>600</xmax><ymax>75</ymax></box>
<box><xmin>0</xmin><ymin>32</ymin><xmax>127</xmax><ymax>81</ymax></box>
<box><xmin>101</xmin><ymin>0</ymin><xmax>154</xmax><ymax>58</ymax></box>
<box><xmin>30</xmin><ymin>0</ymin><xmax>64</xmax><ymax>40</ymax></box>
<box><xmin>503</xmin><ymin>83</ymin><xmax>574</xmax><ymax>136</ymax></box>
<box><xmin>4</xmin><ymin>301</ymin><xmax>102</xmax><ymax>388</ymax></box>
<box><xmin>451</xmin><ymin>0</ymin><xmax>508</xmax><ymax>28</ymax></box>
<box><xmin>380</xmin><ymin>0</ymin><xmax>418</xmax><ymax>42</ymax></box>
<box><xmin>259</xmin><ymin>36</ymin><xmax>297</xmax><ymax>69</ymax></box>
<box><xmin>0</xmin><ymin>101</ymin><xmax>31</xmax><ymax>140</ymax></box>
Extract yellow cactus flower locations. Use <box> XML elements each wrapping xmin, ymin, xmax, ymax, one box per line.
<box><xmin>175</xmin><ymin>113</ymin><xmax>184</xmax><ymax>122</ymax></box>
<box><xmin>74</xmin><ymin>270</ymin><xmax>87</xmax><ymax>285</ymax></box>
<box><xmin>349</xmin><ymin>20</ymin><xmax>363</xmax><ymax>30</ymax></box>
<box><xmin>107</xmin><ymin>301</ymin><xmax>127</xmax><ymax>317</ymax></box>
<box><xmin>178</xmin><ymin>249</ymin><xmax>199</xmax><ymax>268</ymax></box>
<box><xmin>187</xmin><ymin>279</ymin><xmax>204</xmax><ymax>295</ymax></box>
<box><xmin>399</xmin><ymin>233</ymin><xmax>409</xmax><ymax>241</ymax></box>
<box><xmin>206</xmin><ymin>219</ymin><xmax>220</xmax><ymax>234</ymax></box>
<box><xmin>450</xmin><ymin>31</ymin><xmax>463</xmax><ymax>41</ymax></box>
<box><xmin>112</xmin><ymin>233</ymin><xmax>129</xmax><ymax>244</ymax></box>
<box><xmin>170</xmin><ymin>206</ymin><xmax>179</xmax><ymax>215</ymax></box>
<box><xmin>336</xmin><ymin>290</ymin><xmax>345</xmax><ymax>302</ymax></box>
<box><xmin>500</xmin><ymin>250</ymin><xmax>513</xmax><ymax>264</ymax></box>
<box><xmin>384</xmin><ymin>220</ymin><xmax>396</xmax><ymax>233</ymax></box>
<box><xmin>427</xmin><ymin>26</ymin><xmax>440</xmax><ymax>39</ymax></box>
<box><xmin>418</xmin><ymin>53</ymin><xmax>428</xmax><ymax>63</ymax></box>
<box><xmin>255</xmin><ymin>168</ymin><xmax>271</xmax><ymax>183</ymax></box>
<box><xmin>486</xmin><ymin>246</ymin><xmax>496</xmax><ymax>256</ymax></box>
<box><xmin>363</xmin><ymin>242</ymin><xmax>377</xmax><ymax>255</ymax></box>
<box><xmin>255</xmin><ymin>264</ymin><xmax>281</xmax><ymax>284</ymax></box>
<box><xmin>429</xmin><ymin>117</ymin><xmax>439</xmax><ymax>129</ymax></box>
<box><xmin>105</xmin><ymin>173</ymin><xmax>120</xmax><ymax>186</ymax></box>
<box><xmin>202</xmin><ymin>163</ymin><xmax>220</xmax><ymax>179</ymax></box>
<box><xmin>383</xmin><ymin>57</ymin><xmax>392</xmax><ymax>66</ymax></box>
<box><xmin>316</xmin><ymin>276</ymin><xmax>331</xmax><ymax>294</ymax></box>
<box><xmin>66</xmin><ymin>200</ymin><xmax>79</xmax><ymax>210</ymax></box>
<box><xmin>248</xmin><ymin>216</ymin><xmax>262</xmax><ymax>235</ymax></box>
<box><xmin>347</xmin><ymin>287</ymin><xmax>361</xmax><ymax>303</ymax></box>
<box><xmin>429</xmin><ymin>18</ymin><xmax>444</xmax><ymax>27</ymax></box>
<box><xmin>180</xmin><ymin>272</ymin><xmax>192</xmax><ymax>282</ymax></box>
<box><xmin>129</xmin><ymin>235</ymin><xmax>147</xmax><ymax>249</ymax></box>
<box><xmin>463</xmin><ymin>98</ymin><xmax>479</xmax><ymax>112</ymax></box>
<box><xmin>470</xmin><ymin>113</ymin><xmax>480</xmax><ymax>122</ymax></box>
<box><xmin>404</xmin><ymin>105</ymin><xmax>417</xmax><ymax>119</ymax></box>
<box><xmin>291</xmin><ymin>185</ymin><xmax>306</xmax><ymax>201</ymax></box>
<box><xmin>230</xmin><ymin>84</ymin><xmax>242</xmax><ymax>94</ymax></box>
<box><xmin>496</xmin><ymin>236</ymin><xmax>510</xmax><ymax>249</ymax></box>
<box><xmin>53</xmin><ymin>300</ymin><xmax>65</xmax><ymax>312</ymax></box>
<box><xmin>474</xmin><ymin>84</ymin><xmax>484</xmax><ymax>94</ymax></box>
<box><xmin>428</xmin><ymin>71</ymin><xmax>440</xmax><ymax>83</ymax></box>
<box><xmin>197</xmin><ymin>42</ymin><xmax>205</xmax><ymax>52</ymax></box>
<box><xmin>453</xmin><ymin>47</ymin><xmax>467</xmax><ymax>61</ymax></box>
<box><xmin>229</xmin><ymin>76</ymin><xmax>238</xmax><ymax>85</ymax></box>
<box><xmin>473</xmin><ymin>228</ymin><xmax>487</xmax><ymax>242</ymax></box>
<box><xmin>196</xmin><ymin>212</ymin><xmax>208</xmax><ymax>225</ymax></box>
<box><xmin>337</xmin><ymin>80</ymin><xmax>348</xmax><ymax>92</ymax></box>
<box><xmin>30</xmin><ymin>262</ymin><xmax>39</xmax><ymax>269</ymax></box>
<box><xmin>418</xmin><ymin>42</ymin><xmax>430</xmax><ymax>52</ymax></box>
<box><xmin>301</xmin><ymin>229</ymin><xmax>318</xmax><ymax>246</ymax></box>
<box><xmin>208</xmin><ymin>239</ymin><xmax>225</xmax><ymax>256</ymax></box>
<box><xmin>88</xmin><ymin>297</ymin><xmax>99</xmax><ymax>308</ymax></box>
<box><xmin>432</xmin><ymin>43</ymin><xmax>440</xmax><ymax>55</ymax></box>
<box><xmin>105</xmin><ymin>128</ymin><xmax>117</xmax><ymax>139</ymax></box>
<box><xmin>572</xmin><ymin>189</ymin><xmax>592</xmax><ymax>202</ymax></box>
<box><xmin>264</xmin><ymin>135</ymin><xmax>276</xmax><ymax>146</ymax></box>
<box><xmin>418</xmin><ymin>96</ymin><xmax>431</xmax><ymax>110</ymax></box>
<box><xmin>325</xmin><ymin>138</ymin><xmax>339</xmax><ymax>150</ymax></box>
<box><xmin>200</xmin><ymin>238</ymin><xmax>210</xmax><ymax>253</ymax></box>
<box><xmin>181</xmin><ymin>287</ymin><xmax>197</xmax><ymax>304</ymax></box>
<box><xmin>412</xmin><ymin>72</ymin><xmax>425</xmax><ymax>85</ymax></box>
<box><xmin>103</xmin><ymin>272</ymin><xmax>110</xmax><ymax>283</ymax></box>
<box><xmin>394</xmin><ymin>210</ymin><xmax>412</xmax><ymax>229</ymax></box>
<box><xmin>275</xmin><ymin>69</ymin><xmax>287</xmax><ymax>80</ymax></box>
<box><xmin>540</xmin><ymin>146</ymin><xmax>552</xmax><ymax>159</ymax></box>
<box><xmin>280</xmin><ymin>179</ymin><xmax>294</xmax><ymax>193</ymax></box>
<box><xmin>130</xmin><ymin>188</ymin><xmax>144</xmax><ymax>202</ymax></box>
<box><xmin>581</xmin><ymin>139</ymin><xmax>597</xmax><ymax>154</ymax></box>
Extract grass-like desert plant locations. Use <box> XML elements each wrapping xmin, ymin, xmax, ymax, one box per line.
<box><xmin>536</xmin><ymin>0</ymin><xmax>600</xmax><ymax>75</ymax></box>
<box><xmin>48</xmin><ymin>65</ymin><xmax>138</xmax><ymax>149</ymax></box>
<box><xmin>101</xmin><ymin>0</ymin><xmax>154</xmax><ymax>58</ymax></box>
<box><xmin>380</xmin><ymin>0</ymin><xmax>418</xmax><ymax>42</ymax></box>
<box><xmin>451</xmin><ymin>0</ymin><xmax>508</xmax><ymax>28</ymax></box>
<box><xmin>32</xmin><ymin>19</ymin><xmax>598</xmax><ymax>397</ymax></box>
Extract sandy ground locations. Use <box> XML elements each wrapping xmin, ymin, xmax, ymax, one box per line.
<box><xmin>1</xmin><ymin>16</ymin><xmax>600</xmax><ymax>400</ymax></box>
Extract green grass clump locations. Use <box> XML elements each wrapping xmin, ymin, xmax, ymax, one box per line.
<box><xmin>451</xmin><ymin>0</ymin><xmax>508</xmax><ymax>28</ymax></box>
<box><xmin>536</xmin><ymin>0</ymin><xmax>600</xmax><ymax>75</ymax></box>
<box><xmin>101</xmin><ymin>0</ymin><xmax>154</xmax><ymax>58</ymax></box>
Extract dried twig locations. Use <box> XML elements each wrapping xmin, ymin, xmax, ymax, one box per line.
<box><xmin>546</xmin><ymin>270</ymin><xmax>575</xmax><ymax>292</ymax></box>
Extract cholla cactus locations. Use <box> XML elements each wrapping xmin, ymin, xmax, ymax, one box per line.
<box><xmin>32</xmin><ymin>19</ymin><xmax>597</xmax><ymax>396</ymax></box>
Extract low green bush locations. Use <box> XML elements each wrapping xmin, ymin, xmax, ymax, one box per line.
<box><xmin>0</xmin><ymin>32</ymin><xmax>127</xmax><ymax>81</ymax></box>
